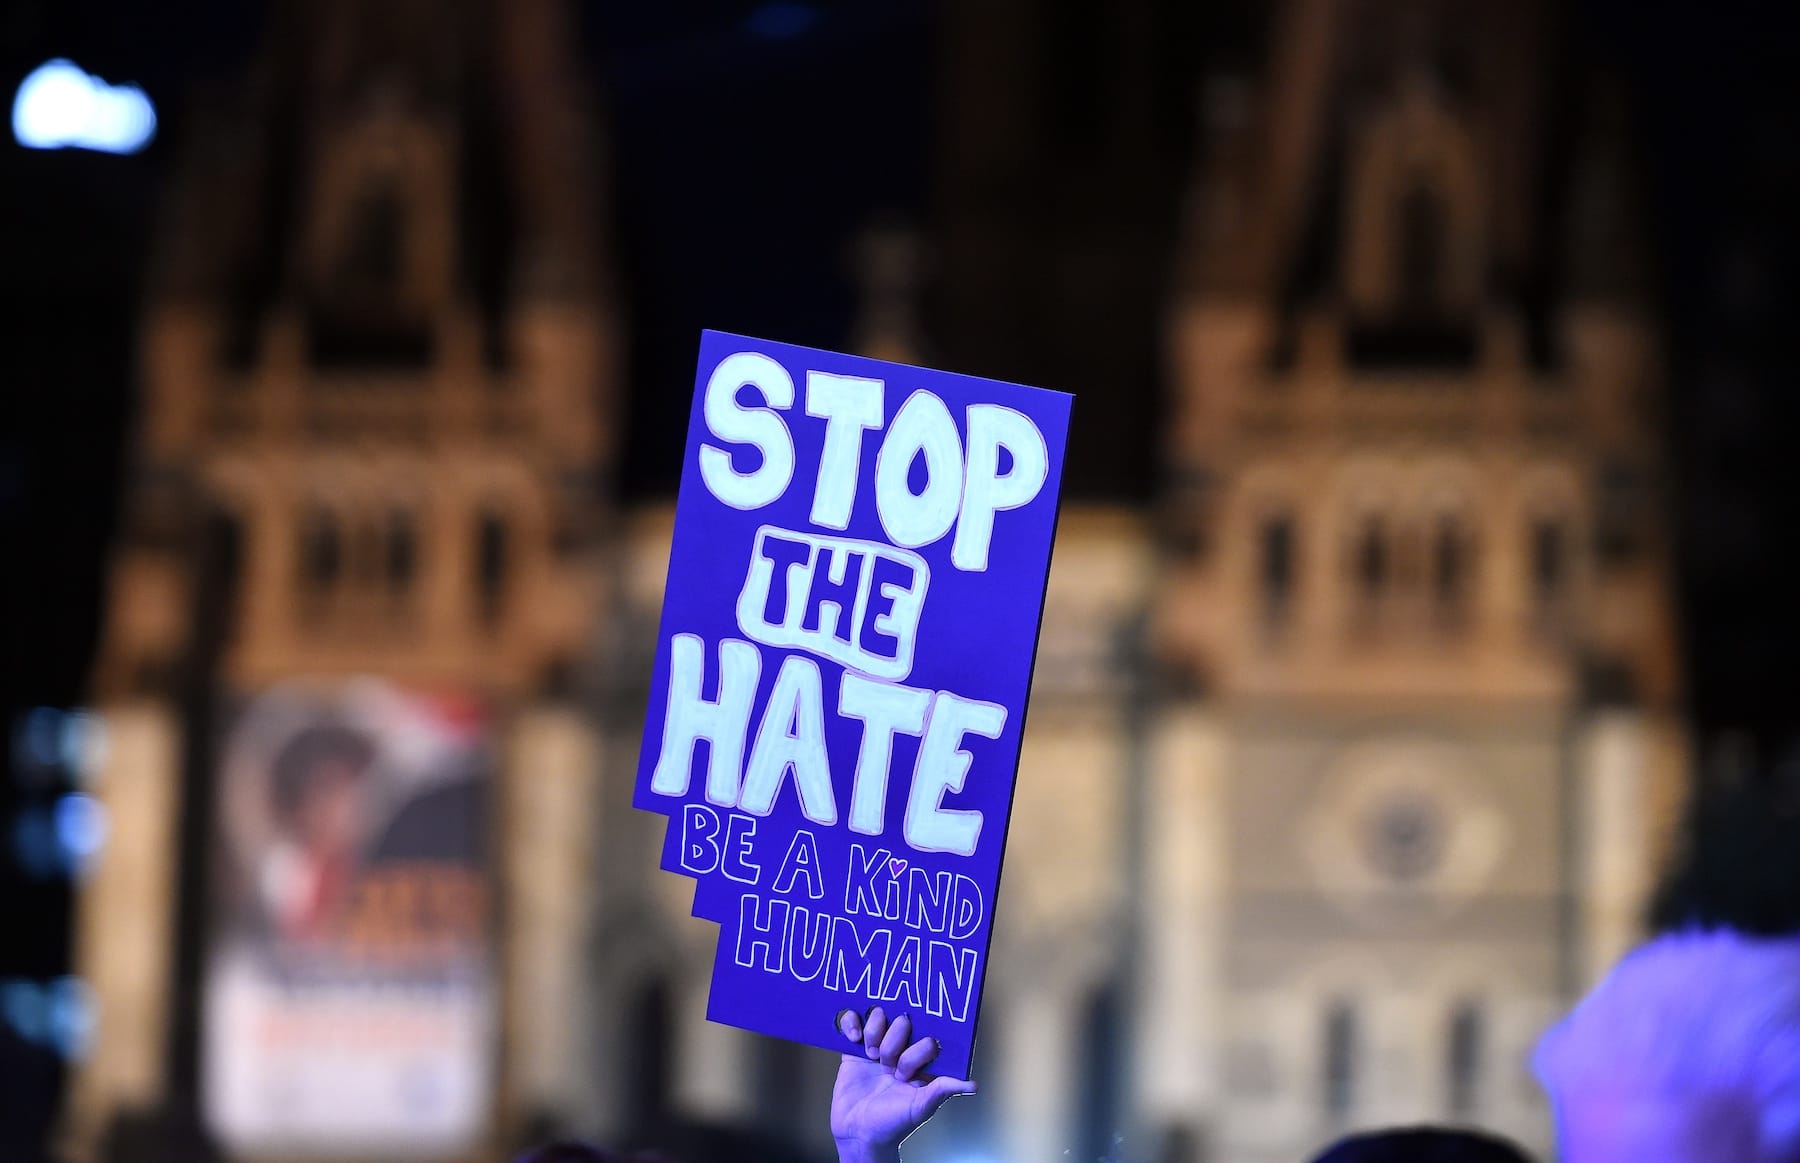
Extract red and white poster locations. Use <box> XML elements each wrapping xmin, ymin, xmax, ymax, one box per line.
<box><xmin>202</xmin><ymin>679</ymin><xmax>495</xmax><ymax>1156</ymax></box>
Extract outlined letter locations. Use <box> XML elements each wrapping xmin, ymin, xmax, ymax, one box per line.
<box><xmin>650</xmin><ymin>635</ymin><xmax>762</xmax><ymax>807</ymax></box>
<box><xmin>903</xmin><ymin>692</ymin><xmax>1007</xmax><ymax>856</ymax></box>
<box><xmin>874</xmin><ymin>389</ymin><xmax>963</xmax><ymax>550</ymax></box>
<box><xmin>840</xmin><ymin>672</ymin><xmax>931</xmax><ymax>836</ymax></box>
<box><xmin>953</xmin><ymin>404</ymin><xmax>1049</xmax><ymax>571</ymax></box>
<box><xmin>805</xmin><ymin>371</ymin><xmax>883</xmax><ymax>529</ymax></box>
<box><xmin>734</xmin><ymin>894</ymin><xmax>789</xmax><ymax>974</ymax></box>
<box><xmin>741</xmin><ymin>655</ymin><xmax>837</xmax><ymax>824</ymax></box>
<box><xmin>699</xmin><ymin>351</ymin><xmax>796</xmax><ymax>509</ymax></box>
<box><xmin>772</xmin><ymin>829</ymin><xmax>826</xmax><ymax>900</ymax></box>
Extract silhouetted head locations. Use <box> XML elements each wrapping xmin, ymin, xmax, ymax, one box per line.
<box><xmin>1310</xmin><ymin>1127</ymin><xmax>1534</xmax><ymax>1163</ymax></box>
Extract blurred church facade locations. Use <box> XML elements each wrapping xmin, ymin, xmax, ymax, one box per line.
<box><xmin>68</xmin><ymin>1</ymin><xmax>1683</xmax><ymax>1163</ymax></box>
<box><xmin>67</xmin><ymin>0</ymin><xmax>617</xmax><ymax>1157</ymax></box>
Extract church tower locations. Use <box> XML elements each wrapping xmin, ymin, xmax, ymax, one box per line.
<box><xmin>1146</xmin><ymin>0</ymin><xmax>1683</xmax><ymax>1158</ymax></box>
<box><xmin>66</xmin><ymin>0</ymin><xmax>617</xmax><ymax>1156</ymax></box>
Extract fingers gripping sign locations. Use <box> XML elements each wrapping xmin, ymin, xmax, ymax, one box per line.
<box><xmin>831</xmin><ymin>1006</ymin><xmax>977</xmax><ymax>1163</ymax></box>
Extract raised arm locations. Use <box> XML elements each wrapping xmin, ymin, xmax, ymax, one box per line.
<box><xmin>830</xmin><ymin>1007</ymin><xmax>978</xmax><ymax>1163</ymax></box>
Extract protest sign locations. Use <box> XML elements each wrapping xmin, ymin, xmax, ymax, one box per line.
<box><xmin>634</xmin><ymin>330</ymin><xmax>1071</xmax><ymax>1079</ymax></box>
<box><xmin>204</xmin><ymin>680</ymin><xmax>494</xmax><ymax>1154</ymax></box>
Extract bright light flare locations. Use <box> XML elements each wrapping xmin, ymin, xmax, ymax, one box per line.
<box><xmin>55</xmin><ymin>792</ymin><xmax>110</xmax><ymax>872</ymax></box>
<box><xmin>12</xmin><ymin>59</ymin><xmax>156</xmax><ymax>154</ymax></box>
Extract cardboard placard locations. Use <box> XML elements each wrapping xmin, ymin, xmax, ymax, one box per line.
<box><xmin>634</xmin><ymin>330</ymin><xmax>1071</xmax><ymax>1078</ymax></box>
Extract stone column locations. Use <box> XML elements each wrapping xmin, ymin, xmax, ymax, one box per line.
<box><xmin>996</xmin><ymin>985</ymin><xmax>1078</xmax><ymax>1163</ymax></box>
<box><xmin>1134</xmin><ymin>707</ymin><xmax>1229</xmax><ymax>1141</ymax></box>
<box><xmin>1369</xmin><ymin>988</ymin><xmax>1434</xmax><ymax>1128</ymax></box>
<box><xmin>1574</xmin><ymin>709</ymin><xmax>1651</xmax><ymax>990</ymax></box>
<box><xmin>671</xmin><ymin>970</ymin><xmax>755</xmax><ymax>1124</ymax></box>
<box><xmin>501</xmin><ymin>705</ymin><xmax>601</xmax><ymax>1133</ymax></box>
<box><xmin>61</xmin><ymin>703</ymin><xmax>183</xmax><ymax>1163</ymax></box>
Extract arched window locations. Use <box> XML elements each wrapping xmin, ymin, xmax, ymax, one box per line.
<box><xmin>338</xmin><ymin>180</ymin><xmax>405</xmax><ymax>294</ymax></box>
<box><xmin>622</xmin><ymin>977</ymin><xmax>673</xmax><ymax>1129</ymax></box>
<box><xmin>755</xmin><ymin>1033</ymin><xmax>809</xmax><ymax>1140</ymax></box>
<box><xmin>353</xmin><ymin>515</ymin><xmax>383</xmax><ymax>586</ymax></box>
<box><xmin>1355</xmin><ymin>517</ymin><xmax>1389</xmax><ymax>604</ymax></box>
<box><xmin>1432</xmin><ymin>514</ymin><xmax>1473</xmax><ymax>626</ymax></box>
<box><xmin>1344</xmin><ymin>88</ymin><xmax>1480</xmax><ymax>368</ymax></box>
<box><xmin>194</xmin><ymin>509</ymin><xmax>245</xmax><ymax>658</ymax></box>
<box><xmin>1596</xmin><ymin>461</ymin><xmax>1647</xmax><ymax>565</ymax></box>
<box><xmin>1397</xmin><ymin>182</ymin><xmax>1448</xmax><ymax>320</ymax></box>
<box><xmin>1347</xmin><ymin>513</ymin><xmax>1392</xmax><ymax>637</ymax></box>
<box><xmin>1446</xmin><ymin>999</ymin><xmax>1484</xmax><ymax>1118</ymax></box>
<box><xmin>385</xmin><ymin>508</ymin><xmax>417</xmax><ymax>594</ymax></box>
<box><xmin>1260</xmin><ymin>514</ymin><xmax>1296</xmax><ymax>629</ymax></box>
<box><xmin>1076</xmin><ymin>980</ymin><xmax>1126</xmax><ymax>1163</ymax></box>
<box><xmin>1525</xmin><ymin>508</ymin><xmax>1580</xmax><ymax>641</ymax></box>
<box><xmin>310</xmin><ymin>173</ymin><xmax>432</xmax><ymax>369</ymax></box>
<box><xmin>476</xmin><ymin>510</ymin><xmax>508</xmax><ymax>626</ymax></box>
<box><xmin>1432</xmin><ymin>518</ymin><xmax>1465</xmax><ymax>601</ymax></box>
<box><xmin>1530</xmin><ymin>519</ymin><xmax>1567</xmax><ymax>609</ymax></box>
<box><xmin>299</xmin><ymin>508</ymin><xmax>342</xmax><ymax>594</ymax></box>
<box><xmin>1323</xmin><ymin>999</ymin><xmax>1358</xmax><ymax>1118</ymax></box>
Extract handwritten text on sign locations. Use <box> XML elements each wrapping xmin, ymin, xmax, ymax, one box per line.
<box><xmin>633</xmin><ymin>331</ymin><xmax>1070</xmax><ymax>1078</ymax></box>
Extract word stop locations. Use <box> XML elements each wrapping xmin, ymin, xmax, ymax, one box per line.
<box><xmin>697</xmin><ymin>350</ymin><xmax>1050</xmax><ymax>572</ymax></box>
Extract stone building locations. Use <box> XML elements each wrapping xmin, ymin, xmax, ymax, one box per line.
<box><xmin>1139</xmin><ymin>0</ymin><xmax>1684</xmax><ymax>1156</ymax></box>
<box><xmin>67</xmin><ymin>0</ymin><xmax>1682</xmax><ymax>1161</ymax></box>
<box><xmin>66</xmin><ymin>0</ymin><xmax>615</xmax><ymax>1157</ymax></box>
<box><xmin>590</xmin><ymin>5</ymin><xmax>1683</xmax><ymax>1162</ymax></box>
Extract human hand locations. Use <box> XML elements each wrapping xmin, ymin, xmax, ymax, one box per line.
<box><xmin>831</xmin><ymin>1006</ymin><xmax>977</xmax><ymax>1163</ymax></box>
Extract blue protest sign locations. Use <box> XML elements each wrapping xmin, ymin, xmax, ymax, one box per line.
<box><xmin>634</xmin><ymin>330</ymin><xmax>1071</xmax><ymax>1079</ymax></box>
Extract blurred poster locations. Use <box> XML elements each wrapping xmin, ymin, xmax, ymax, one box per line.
<box><xmin>202</xmin><ymin>679</ymin><xmax>494</xmax><ymax>1156</ymax></box>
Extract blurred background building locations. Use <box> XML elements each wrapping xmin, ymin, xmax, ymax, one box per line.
<box><xmin>3</xmin><ymin>0</ymin><xmax>1796</xmax><ymax>1161</ymax></box>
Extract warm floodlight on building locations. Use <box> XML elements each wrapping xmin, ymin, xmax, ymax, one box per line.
<box><xmin>12</xmin><ymin>58</ymin><xmax>157</xmax><ymax>154</ymax></box>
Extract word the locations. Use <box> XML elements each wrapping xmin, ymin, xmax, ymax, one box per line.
<box><xmin>736</xmin><ymin>526</ymin><xmax>928</xmax><ymax>683</ymax></box>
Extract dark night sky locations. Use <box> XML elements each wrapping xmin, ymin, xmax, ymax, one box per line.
<box><xmin>1</xmin><ymin>0</ymin><xmax>1798</xmax><ymax>971</ymax></box>
<box><xmin>588</xmin><ymin>2</ymin><xmax>931</xmax><ymax>499</ymax></box>
<box><xmin>0</xmin><ymin>0</ymin><xmax>934</xmax><ymax>707</ymax></box>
